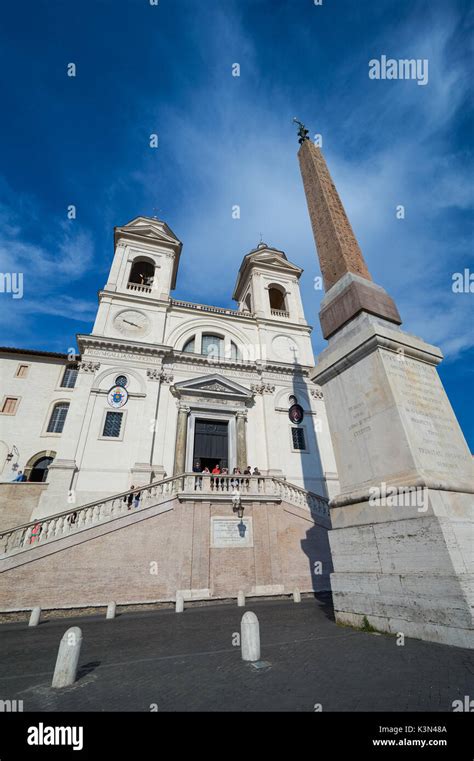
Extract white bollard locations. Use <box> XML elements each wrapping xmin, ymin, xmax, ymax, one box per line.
<box><xmin>237</xmin><ymin>590</ymin><xmax>245</xmax><ymax>607</ymax></box>
<box><xmin>293</xmin><ymin>589</ymin><xmax>301</xmax><ymax>603</ymax></box>
<box><xmin>106</xmin><ymin>601</ymin><xmax>116</xmax><ymax>619</ymax></box>
<box><xmin>29</xmin><ymin>607</ymin><xmax>41</xmax><ymax>627</ymax></box>
<box><xmin>51</xmin><ymin>627</ymin><xmax>83</xmax><ymax>689</ymax></box>
<box><xmin>241</xmin><ymin>611</ymin><xmax>260</xmax><ymax>662</ymax></box>
<box><xmin>175</xmin><ymin>591</ymin><xmax>184</xmax><ymax>613</ymax></box>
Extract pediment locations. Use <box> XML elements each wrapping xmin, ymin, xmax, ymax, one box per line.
<box><xmin>249</xmin><ymin>250</ymin><xmax>301</xmax><ymax>273</ymax></box>
<box><xmin>115</xmin><ymin>216</ymin><xmax>181</xmax><ymax>247</ymax></box>
<box><xmin>173</xmin><ymin>374</ymin><xmax>252</xmax><ymax>399</ymax></box>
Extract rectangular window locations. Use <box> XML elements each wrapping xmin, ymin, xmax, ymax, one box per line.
<box><xmin>102</xmin><ymin>411</ymin><xmax>123</xmax><ymax>438</ymax></box>
<box><xmin>1</xmin><ymin>397</ymin><xmax>19</xmax><ymax>415</ymax></box>
<box><xmin>61</xmin><ymin>366</ymin><xmax>78</xmax><ymax>388</ymax></box>
<box><xmin>291</xmin><ymin>427</ymin><xmax>306</xmax><ymax>451</ymax></box>
<box><xmin>47</xmin><ymin>403</ymin><xmax>69</xmax><ymax>433</ymax></box>
<box><xmin>15</xmin><ymin>364</ymin><xmax>29</xmax><ymax>378</ymax></box>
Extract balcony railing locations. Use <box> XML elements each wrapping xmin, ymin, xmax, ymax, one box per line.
<box><xmin>0</xmin><ymin>474</ymin><xmax>329</xmax><ymax>558</ymax></box>
<box><xmin>270</xmin><ymin>309</ymin><xmax>290</xmax><ymax>318</ymax></box>
<box><xmin>171</xmin><ymin>299</ymin><xmax>255</xmax><ymax>318</ymax></box>
<box><xmin>127</xmin><ymin>282</ymin><xmax>153</xmax><ymax>294</ymax></box>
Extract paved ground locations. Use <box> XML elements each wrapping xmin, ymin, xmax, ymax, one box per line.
<box><xmin>0</xmin><ymin>595</ymin><xmax>472</xmax><ymax>712</ymax></box>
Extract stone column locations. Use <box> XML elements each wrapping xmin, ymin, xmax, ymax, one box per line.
<box><xmin>173</xmin><ymin>404</ymin><xmax>190</xmax><ymax>475</ymax></box>
<box><xmin>236</xmin><ymin>411</ymin><xmax>248</xmax><ymax>472</ymax></box>
<box><xmin>132</xmin><ymin>367</ymin><xmax>171</xmax><ymax>485</ymax></box>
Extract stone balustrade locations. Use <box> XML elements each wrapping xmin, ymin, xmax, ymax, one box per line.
<box><xmin>126</xmin><ymin>282</ymin><xmax>153</xmax><ymax>294</ymax></box>
<box><xmin>0</xmin><ymin>474</ymin><xmax>328</xmax><ymax>558</ymax></box>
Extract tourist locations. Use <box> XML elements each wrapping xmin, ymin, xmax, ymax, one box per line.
<box><xmin>193</xmin><ymin>459</ymin><xmax>203</xmax><ymax>490</ymax></box>
<box><xmin>253</xmin><ymin>467</ymin><xmax>261</xmax><ymax>475</ymax></box>
<box><xmin>123</xmin><ymin>485</ymin><xmax>135</xmax><ymax>510</ymax></box>
<box><xmin>211</xmin><ymin>463</ymin><xmax>221</xmax><ymax>490</ymax></box>
<box><xmin>231</xmin><ymin>467</ymin><xmax>241</xmax><ymax>489</ymax></box>
<box><xmin>67</xmin><ymin>511</ymin><xmax>78</xmax><ymax>526</ymax></box>
<box><xmin>243</xmin><ymin>465</ymin><xmax>251</xmax><ymax>488</ymax></box>
<box><xmin>29</xmin><ymin>522</ymin><xmax>42</xmax><ymax>545</ymax></box>
<box><xmin>201</xmin><ymin>466</ymin><xmax>210</xmax><ymax>474</ymax></box>
<box><xmin>133</xmin><ymin>491</ymin><xmax>141</xmax><ymax>509</ymax></box>
<box><xmin>12</xmin><ymin>470</ymin><xmax>26</xmax><ymax>482</ymax></box>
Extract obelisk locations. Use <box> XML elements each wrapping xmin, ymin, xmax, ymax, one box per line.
<box><xmin>295</xmin><ymin>121</ymin><xmax>473</xmax><ymax>648</ymax></box>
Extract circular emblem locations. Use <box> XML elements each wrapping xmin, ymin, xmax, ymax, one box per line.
<box><xmin>288</xmin><ymin>403</ymin><xmax>304</xmax><ymax>424</ymax></box>
<box><xmin>107</xmin><ymin>385</ymin><xmax>128</xmax><ymax>408</ymax></box>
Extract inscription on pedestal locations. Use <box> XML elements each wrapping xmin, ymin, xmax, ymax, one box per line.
<box><xmin>383</xmin><ymin>353</ymin><xmax>471</xmax><ymax>476</ymax></box>
<box><xmin>211</xmin><ymin>517</ymin><xmax>253</xmax><ymax>548</ymax></box>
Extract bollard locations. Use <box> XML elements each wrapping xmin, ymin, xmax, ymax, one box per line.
<box><xmin>293</xmin><ymin>589</ymin><xmax>301</xmax><ymax>603</ymax></box>
<box><xmin>106</xmin><ymin>601</ymin><xmax>116</xmax><ymax>620</ymax></box>
<box><xmin>237</xmin><ymin>590</ymin><xmax>245</xmax><ymax>607</ymax></box>
<box><xmin>241</xmin><ymin>611</ymin><xmax>260</xmax><ymax>662</ymax></box>
<box><xmin>175</xmin><ymin>591</ymin><xmax>184</xmax><ymax>613</ymax></box>
<box><xmin>51</xmin><ymin>627</ymin><xmax>83</xmax><ymax>688</ymax></box>
<box><xmin>29</xmin><ymin>607</ymin><xmax>41</xmax><ymax>627</ymax></box>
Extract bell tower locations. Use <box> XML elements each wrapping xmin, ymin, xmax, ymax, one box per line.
<box><xmin>232</xmin><ymin>242</ymin><xmax>307</xmax><ymax>325</ymax></box>
<box><xmin>92</xmin><ymin>216</ymin><xmax>182</xmax><ymax>343</ymax></box>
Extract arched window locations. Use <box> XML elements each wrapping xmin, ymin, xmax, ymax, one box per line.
<box><xmin>202</xmin><ymin>334</ymin><xmax>224</xmax><ymax>359</ymax></box>
<box><xmin>60</xmin><ymin>364</ymin><xmax>78</xmax><ymax>389</ymax></box>
<box><xmin>244</xmin><ymin>293</ymin><xmax>252</xmax><ymax>312</ymax></box>
<box><xmin>183</xmin><ymin>336</ymin><xmax>196</xmax><ymax>353</ymax></box>
<box><xmin>47</xmin><ymin>402</ymin><xmax>70</xmax><ymax>433</ymax></box>
<box><xmin>29</xmin><ymin>455</ymin><xmax>54</xmax><ymax>482</ymax></box>
<box><xmin>24</xmin><ymin>450</ymin><xmax>56</xmax><ymax>482</ymax></box>
<box><xmin>128</xmin><ymin>258</ymin><xmax>155</xmax><ymax>288</ymax></box>
<box><xmin>268</xmin><ymin>285</ymin><xmax>287</xmax><ymax>313</ymax></box>
<box><xmin>229</xmin><ymin>341</ymin><xmax>240</xmax><ymax>361</ymax></box>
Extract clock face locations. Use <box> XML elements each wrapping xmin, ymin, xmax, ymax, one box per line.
<box><xmin>272</xmin><ymin>335</ymin><xmax>299</xmax><ymax>361</ymax></box>
<box><xmin>113</xmin><ymin>310</ymin><xmax>150</xmax><ymax>338</ymax></box>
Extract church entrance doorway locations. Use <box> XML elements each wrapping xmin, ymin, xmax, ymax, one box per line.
<box><xmin>193</xmin><ymin>419</ymin><xmax>229</xmax><ymax>471</ymax></box>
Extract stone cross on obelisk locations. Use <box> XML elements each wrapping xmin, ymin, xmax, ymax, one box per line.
<box><xmin>295</xmin><ymin>120</ymin><xmax>473</xmax><ymax>649</ymax></box>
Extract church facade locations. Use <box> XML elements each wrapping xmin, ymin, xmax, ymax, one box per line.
<box><xmin>0</xmin><ymin>216</ymin><xmax>339</xmax><ymax>525</ymax></box>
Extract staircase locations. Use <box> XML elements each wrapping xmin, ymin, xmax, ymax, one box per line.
<box><xmin>0</xmin><ymin>474</ymin><xmax>329</xmax><ymax>559</ymax></box>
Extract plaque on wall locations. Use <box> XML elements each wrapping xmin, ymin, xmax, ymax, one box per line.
<box><xmin>211</xmin><ymin>517</ymin><xmax>253</xmax><ymax>548</ymax></box>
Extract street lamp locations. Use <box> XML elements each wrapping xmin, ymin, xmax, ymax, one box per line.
<box><xmin>232</xmin><ymin>489</ymin><xmax>244</xmax><ymax>519</ymax></box>
<box><xmin>6</xmin><ymin>445</ymin><xmax>19</xmax><ymax>463</ymax></box>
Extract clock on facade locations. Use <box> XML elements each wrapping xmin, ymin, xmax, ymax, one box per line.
<box><xmin>272</xmin><ymin>335</ymin><xmax>299</xmax><ymax>361</ymax></box>
<box><xmin>113</xmin><ymin>310</ymin><xmax>150</xmax><ymax>338</ymax></box>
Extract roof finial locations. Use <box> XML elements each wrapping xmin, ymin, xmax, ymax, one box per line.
<box><xmin>293</xmin><ymin>117</ymin><xmax>310</xmax><ymax>145</ymax></box>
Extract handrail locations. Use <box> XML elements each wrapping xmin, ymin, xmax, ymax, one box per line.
<box><xmin>0</xmin><ymin>474</ymin><xmax>329</xmax><ymax>557</ymax></box>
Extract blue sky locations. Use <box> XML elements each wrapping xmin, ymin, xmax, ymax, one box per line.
<box><xmin>0</xmin><ymin>0</ymin><xmax>472</xmax><ymax>447</ymax></box>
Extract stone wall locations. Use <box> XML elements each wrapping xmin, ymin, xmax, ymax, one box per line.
<box><xmin>0</xmin><ymin>483</ymin><xmax>47</xmax><ymax>532</ymax></box>
<box><xmin>0</xmin><ymin>496</ymin><xmax>332</xmax><ymax>610</ymax></box>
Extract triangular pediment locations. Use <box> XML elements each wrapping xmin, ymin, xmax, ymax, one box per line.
<box><xmin>115</xmin><ymin>216</ymin><xmax>181</xmax><ymax>247</ymax></box>
<box><xmin>248</xmin><ymin>250</ymin><xmax>302</xmax><ymax>273</ymax></box>
<box><xmin>173</xmin><ymin>374</ymin><xmax>252</xmax><ymax>398</ymax></box>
